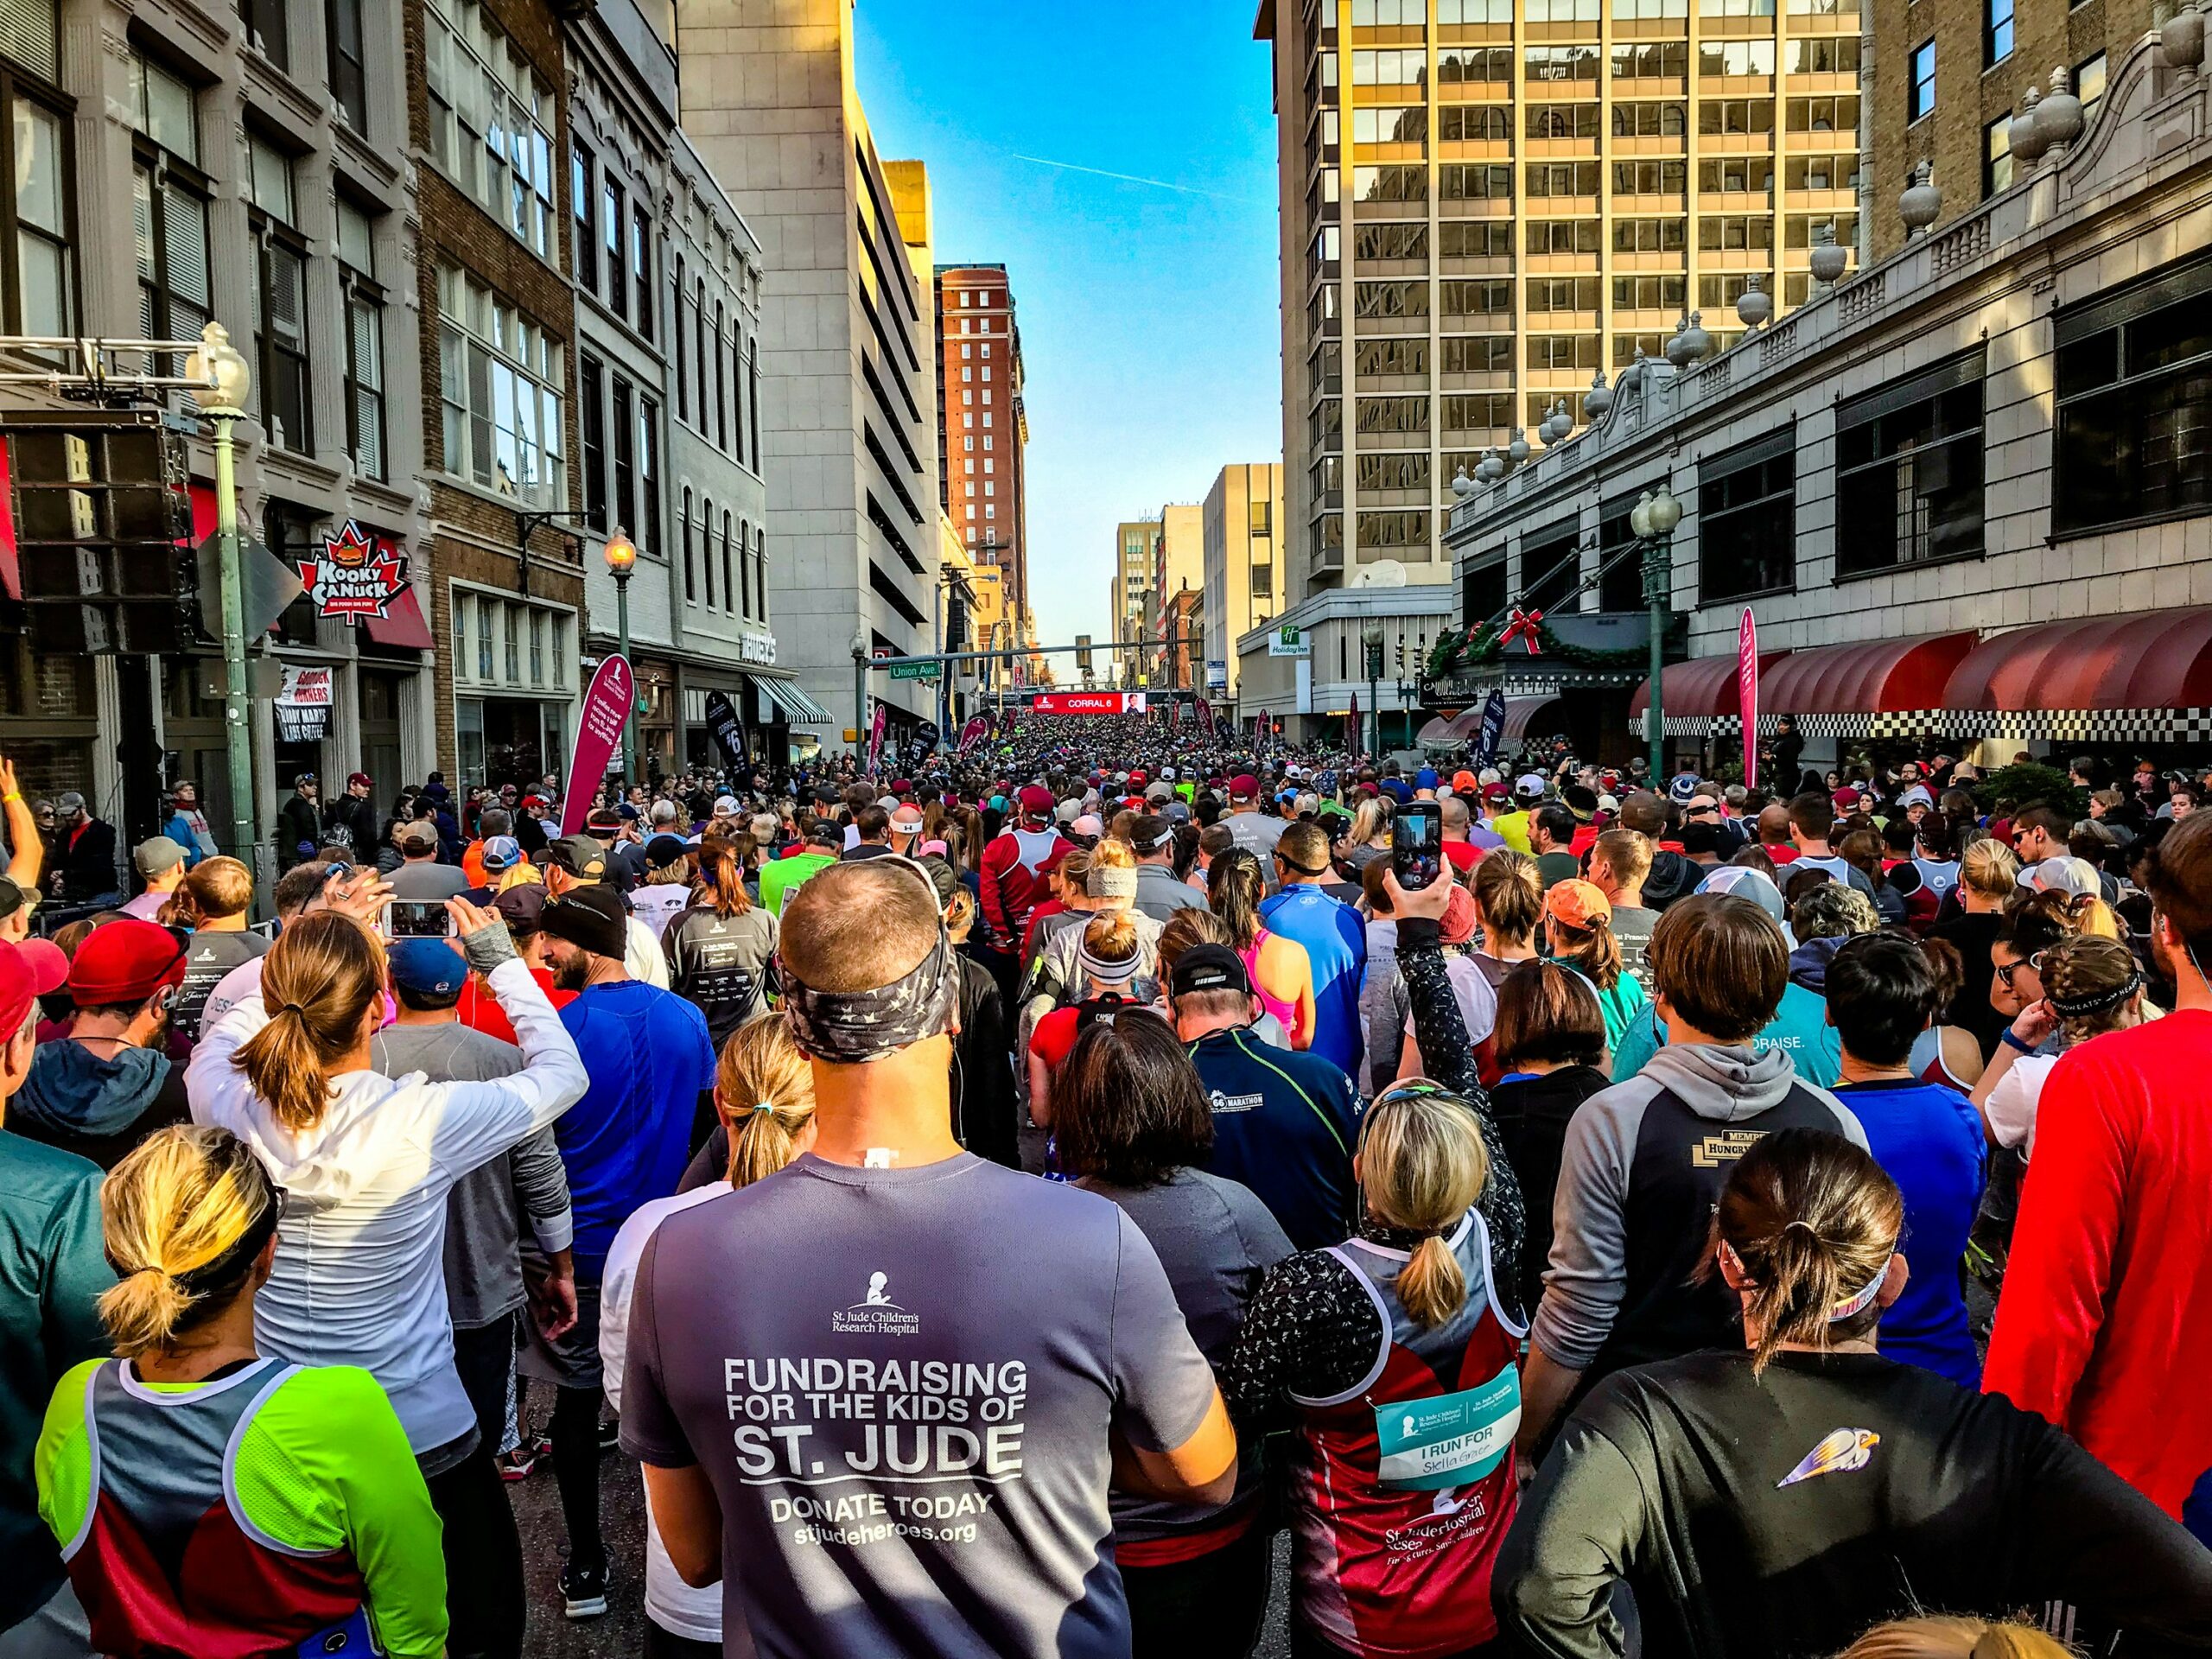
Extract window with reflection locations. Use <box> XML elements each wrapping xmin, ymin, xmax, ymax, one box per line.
<box><xmin>2054</xmin><ymin>252</ymin><xmax>2212</xmax><ymax>537</ymax></box>
<box><xmin>1835</xmin><ymin>348</ymin><xmax>1985</xmax><ymax>577</ymax></box>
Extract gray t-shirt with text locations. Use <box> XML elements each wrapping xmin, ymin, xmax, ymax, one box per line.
<box><xmin>621</xmin><ymin>1152</ymin><xmax>1220</xmax><ymax>1659</ymax></box>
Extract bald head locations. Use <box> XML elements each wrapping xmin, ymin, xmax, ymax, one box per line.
<box><xmin>781</xmin><ymin>861</ymin><xmax>939</xmax><ymax>992</ymax></box>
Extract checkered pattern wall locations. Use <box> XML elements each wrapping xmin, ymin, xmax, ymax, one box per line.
<box><xmin>1640</xmin><ymin>709</ymin><xmax>2212</xmax><ymax>741</ymax></box>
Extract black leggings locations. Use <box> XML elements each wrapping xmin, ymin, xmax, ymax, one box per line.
<box><xmin>550</xmin><ymin>1382</ymin><xmax>605</xmax><ymax>1567</ymax></box>
<box><xmin>423</xmin><ymin>1442</ymin><xmax>525</xmax><ymax>1659</ymax></box>
<box><xmin>451</xmin><ymin>1313</ymin><xmax>516</xmax><ymax>1456</ymax></box>
<box><xmin>1122</xmin><ymin>1522</ymin><xmax>1273</xmax><ymax>1659</ymax></box>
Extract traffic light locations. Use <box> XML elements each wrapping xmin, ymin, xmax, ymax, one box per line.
<box><xmin>3</xmin><ymin>408</ymin><xmax>195</xmax><ymax>654</ymax></box>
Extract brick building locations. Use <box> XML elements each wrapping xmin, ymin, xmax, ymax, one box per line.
<box><xmin>933</xmin><ymin>264</ymin><xmax>1032</xmax><ymax>644</ymax></box>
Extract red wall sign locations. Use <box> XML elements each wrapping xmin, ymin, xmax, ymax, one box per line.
<box><xmin>301</xmin><ymin>520</ymin><xmax>409</xmax><ymax>625</ymax></box>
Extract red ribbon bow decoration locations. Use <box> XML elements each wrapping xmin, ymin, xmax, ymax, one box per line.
<box><xmin>1498</xmin><ymin>607</ymin><xmax>1545</xmax><ymax>654</ymax></box>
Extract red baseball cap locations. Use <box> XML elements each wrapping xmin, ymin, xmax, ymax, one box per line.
<box><xmin>346</xmin><ymin>772</ymin><xmax>373</xmax><ymax>790</ymax></box>
<box><xmin>1482</xmin><ymin>782</ymin><xmax>1510</xmax><ymax>802</ymax></box>
<box><xmin>1018</xmin><ymin>785</ymin><xmax>1056</xmax><ymax>819</ymax></box>
<box><xmin>0</xmin><ymin>937</ymin><xmax>67</xmax><ymax>1034</ymax></box>
<box><xmin>68</xmin><ymin>918</ymin><xmax>189</xmax><ymax>1007</ymax></box>
<box><xmin>1230</xmin><ymin>773</ymin><xmax>1260</xmax><ymax>800</ymax></box>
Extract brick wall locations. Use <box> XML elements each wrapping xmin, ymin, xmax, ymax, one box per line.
<box><xmin>405</xmin><ymin>0</ymin><xmax>585</xmax><ymax>772</ymax></box>
<box><xmin>1869</xmin><ymin>0</ymin><xmax>2156</xmax><ymax>261</ymax></box>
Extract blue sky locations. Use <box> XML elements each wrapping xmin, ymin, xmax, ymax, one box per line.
<box><xmin>855</xmin><ymin>2</ymin><xmax>1285</xmax><ymax>659</ymax></box>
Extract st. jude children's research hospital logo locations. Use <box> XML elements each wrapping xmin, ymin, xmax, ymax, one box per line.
<box><xmin>832</xmin><ymin>1272</ymin><xmax>921</xmax><ymax>1337</ymax></box>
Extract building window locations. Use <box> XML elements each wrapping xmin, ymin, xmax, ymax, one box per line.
<box><xmin>637</xmin><ymin>397</ymin><xmax>661</xmax><ymax>560</ymax></box>
<box><xmin>2054</xmin><ymin>251</ymin><xmax>2212</xmax><ymax>537</ymax></box>
<box><xmin>245</xmin><ymin>137</ymin><xmax>309</xmax><ymax>453</ymax></box>
<box><xmin>2075</xmin><ymin>52</ymin><xmax>2107</xmax><ymax>119</ymax></box>
<box><xmin>701</xmin><ymin>497</ymin><xmax>715</xmax><ymax>607</ymax></box>
<box><xmin>714</xmin><ymin>302</ymin><xmax>729</xmax><ymax>451</ymax></box>
<box><xmin>326</xmin><ymin>0</ymin><xmax>365</xmax><ymax>130</ymax></box>
<box><xmin>437</xmin><ymin>263</ymin><xmax>564</xmax><ymax>505</ymax></box>
<box><xmin>241</xmin><ymin>0</ymin><xmax>287</xmax><ymax>69</ymax></box>
<box><xmin>1984</xmin><ymin>116</ymin><xmax>2013</xmax><ymax>198</ymax></box>
<box><xmin>672</xmin><ymin>256</ymin><xmax>688</xmax><ymax>422</ymax></box>
<box><xmin>1907</xmin><ymin>41</ymin><xmax>1936</xmax><ymax>124</ymax></box>
<box><xmin>631</xmin><ymin>203</ymin><xmax>652</xmax><ymax>339</ymax></box>
<box><xmin>337</xmin><ymin>197</ymin><xmax>384</xmax><ymax>480</ymax></box>
<box><xmin>1835</xmin><ymin>348</ymin><xmax>1985</xmax><ymax>578</ymax></box>
<box><xmin>682</xmin><ymin>487</ymin><xmax>696</xmax><ymax>601</ymax></box>
<box><xmin>1699</xmin><ymin>433</ymin><xmax>1796</xmax><ymax>603</ymax></box>
<box><xmin>604</xmin><ymin>185</ymin><xmax>624</xmax><ymax>315</ymax></box>
<box><xmin>732</xmin><ymin>326</ymin><xmax>747</xmax><ymax>467</ymax></box>
<box><xmin>755</xmin><ymin>528</ymin><xmax>768</xmax><ymax>623</ymax></box>
<box><xmin>580</xmin><ymin>356</ymin><xmax>607</xmax><ymax>531</ymax></box>
<box><xmin>721</xmin><ymin>512</ymin><xmax>734</xmax><ymax>614</ymax></box>
<box><xmin>612</xmin><ymin>376</ymin><xmax>635</xmax><ymax>538</ymax></box>
<box><xmin>2</xmin><ymin>16</ymin><xmax>73</xmax><ymax>340</ymax></box>
<box><xmin>573</xmin><ymin>143</ymin><xmax>595</xmax><ymax>290</ymax></box>
<box><xmin>739</xmin><ymin>518</ymin><xmax>751</xmax><ymax>615</ymax></box>
<box><xmin>1985</xmin><ymin>0</ymin><xmax>2013</xmax><ymax>66</ymax></box>
<box><xmin>131</xmin><ymin>53</ymin><xmax>208</xmax><ymax>372</ymax></box>
<box><xmin>694</xmin><ymin>279</ymin><xmax>709</xmax><ymax>431</ymax></box>
<box><xmin>423</xmin><ymin>0</ymin><xmax>554</xmax><ymax>257</ymax></box>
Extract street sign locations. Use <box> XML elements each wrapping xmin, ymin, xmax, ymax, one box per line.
<box><xmin>889</xmin><ymin>659</ymin><xmax>941</xmax><ymax>682</ymax></box>
<box><xmin>194</xmin><ymin>532</ymin><xmax>302</xmax><ymax>640</ymax></box>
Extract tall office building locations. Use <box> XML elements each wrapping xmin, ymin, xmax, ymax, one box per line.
<box><xmin>1110</xmin><ymin>518</ymin><xmax>1160</xmax><ymax>683</ymax></box>
<box><xmin>1864</xmin><ymin>0</ymin><xmax>2151</xmax><ymax>262</ymax></box>
<box><xmin>1151</xmin><ymin>504</ymin><xmax>1205</xmax><ymax>684</ymax></box>
<box><xmin>934</xmin><ymin>265</ymin><xmax>1032</xmax><ymax>640</ymax></box>
<box><xmin>1202</xmin><ymin>464</ymin><xmax>1287</xmax><ymax>705</ymax></box>
<box><xmin>675</xmin><ymin>0</ymin><xmax>943</xmax><ymax>742</ymax></box>
<box><xmin>1256</xmin><ymin>0</ymin><xmax>1867</xmax><ymax>600</ymax></box>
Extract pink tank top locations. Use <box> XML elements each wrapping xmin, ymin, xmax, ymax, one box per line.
<box><xmin>1241</xmin><ymin>931</ymin><xmax>1301</xmax><ymax>1036</ymax></box>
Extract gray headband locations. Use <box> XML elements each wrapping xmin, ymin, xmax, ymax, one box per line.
<box><xmin>1086</xmin><ymin>865</ymin><xmax>1138</xmax><ymax>900</ymax></box>
<box><xmin>779</xmin><ymin>860</ymin><xmax>959</xmax><ymax>1065</ymax></box>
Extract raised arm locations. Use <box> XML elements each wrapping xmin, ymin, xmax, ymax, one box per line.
<box><xmin>0</xmin><ymin>755</ymin><xmax>41</xmax><ymax>888</ymax></box>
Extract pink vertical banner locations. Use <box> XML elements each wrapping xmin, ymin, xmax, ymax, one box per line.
<box><xmin>1738</xmin><ymin>607</ymin><xmax>1759</xmax><ymax>791</ymax></box>
<box><xmin>866</xmin><ymin>701</ymin><xmax>887</xmax><ymax>776</ymax></box>
<box><xmin>561</xmin><ymin>654</ymin><xmax>633</xmax><ymax>836</ymax></box>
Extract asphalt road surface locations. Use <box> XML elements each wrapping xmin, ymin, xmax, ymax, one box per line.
<box><xmin>505</xmin><ymin>1418</ymin><xmax>1300</xmax><ymax>1657</ymax></box>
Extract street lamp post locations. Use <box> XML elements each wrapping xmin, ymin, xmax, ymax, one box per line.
<box><xmin>602</xmin><ymin>529</ymin><xmax>639</xmax><ymax>783</ymax></box>
<box><xmin>1632</xmin><ymin>485</ymin><xmax>1683</xmax><ymax>785</ymax></box>
<box><xmin>1361</xmin><ymin>620</ymin><xmax>1385</xmax><ymax>760</ymax></box>
<box><xmin>849</xmin><ymin>623</ymin><xmax>869</xmax><ymax>754</ymax></box>
<box><xmin>188</xmin><ymin>323</ymin><xmax>257</xmax><ymax>876</ymax></box>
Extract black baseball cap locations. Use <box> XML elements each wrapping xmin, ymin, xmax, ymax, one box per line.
<box><xmin>1169</xmin><ymin>943</ymin><xmax>1249</xmax><ymax>1001</ymax></box>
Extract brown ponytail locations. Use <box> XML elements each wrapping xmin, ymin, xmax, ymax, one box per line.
<box><xmin>99</xmin><ymin>1125</ymin><xmax>276</xmax><ymax>1357</ymax></box>
<box><xmin>696</xmin><ymin>830</ymin><xmax>753</xmax><ymax>918</ymax></box>
<box><xmin>1709</xmin><ymin>1128</ymin><xmax>1903</xmax><ymax>1374</ymax></box>
<box><xmin>1548</xmin><ymin>916</ymin><xmax>1624</xmax><ymax>992</ymax></box>
<box><xmin>234</xmin><ymin>912</ymin><xmax>385</xmax><ymax>1133</ymax></box>
<box><xmin>715</xmin><ymin>1016</ymin><xmax>816</xmax><ymax>1187</ymax></box>
<box><xmin>1360</xmin><ymin>1089</ymin><xmax>1489</xmax><ymax>1331</ymax></box>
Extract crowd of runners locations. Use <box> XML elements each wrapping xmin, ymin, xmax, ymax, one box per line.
<box><xmin>3</xmin><ymin>712</ymin><xmax>2211</xmax><ymax>1659</ymax></box>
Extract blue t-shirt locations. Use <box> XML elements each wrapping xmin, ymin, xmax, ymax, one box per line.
<box><xmin>556</xmin><ymin>980</ymin><xmax>716</xmax><ymax>1280</ymax></box>
<box><xmin>1611</xmin><ymin>981</ymin><xmax>1842</xmax><ymax>1090</ymax></box>
<box><xmin>1832</xmin><ymin>1079</ymin><xmax>1986</xmax><ymax>1388</ymax></box>
<box><xmin>1186</xmin><ymin>1026</ymin><xmax>1363</xmax><ymax>1251</ymax></box>
<box><xmin>1259</xmin><ymin>884</ymin><xmax>1368</xmax><ymax>1079</ymax></box>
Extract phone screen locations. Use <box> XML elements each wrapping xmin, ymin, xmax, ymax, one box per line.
<box><xmin>385</xmin><ymin>899</ymin><xmax>453</xmax><ymax>938</ymax></box>
<box><xmin>1392</xmin><ymin>804</ymin><xmax>1443</xmax><ymax>892</ymax></box>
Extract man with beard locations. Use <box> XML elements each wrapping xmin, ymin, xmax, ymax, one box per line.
<box><xmin>1985</xmin><ymin>808</ymin><xmax>2212</xmax><ymax>1540</ymax></box>
<box><xmin>527</xmin><ymin>884</ymin><xmax>715</xmax><ymax>1618</ymax></box>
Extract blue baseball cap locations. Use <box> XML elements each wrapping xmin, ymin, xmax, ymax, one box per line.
<box><xmin>387</xmin><ymin>937</ymin><xmax>465</xmax><ymax>997</ymax></box>
<box><xmin>1415</xmin><ymin>766</ymin><xmax>1440</xmax><ymax>791</ymax></box>
<box><xmin>480</xmin><ymin>835</ymin><xmax>522</xmax><ymax>872</ymax></box>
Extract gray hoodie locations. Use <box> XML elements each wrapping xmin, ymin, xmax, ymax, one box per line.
<box><xmin>1532</xmin><ymin>1042</ymin><xmax>1866</xmax><ymax>1382</ymax></box>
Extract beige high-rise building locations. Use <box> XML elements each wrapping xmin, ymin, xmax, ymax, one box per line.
<box><xmin>1151</xmin><ymin>504</ymin><xmax>1205</xmax><ymax>684</ymax></box>
<box><xmin>1202</xmin><ymin>464</ymin><xmax>1287</xmax><ymax>702</ymax></box>
<box><xmin>676</xmin><ymin>0</ymin><xmax>943</xmax><ymax>741</ymax></box>
<box><xmin>1110</xmin><ymin>519</ymin><xmax>1160</xmax><ymax>684</ymax></box>
<box><xmin>1255</xmin><ymin>0</ymin><xmax>1866</xmax><ymax>599</ymax></box>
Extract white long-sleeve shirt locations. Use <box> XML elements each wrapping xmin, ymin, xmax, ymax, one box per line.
<box><xmin>187</xmin><ymin>957</ymin><xmax>588</xmax><ymax>1459</ymax></box>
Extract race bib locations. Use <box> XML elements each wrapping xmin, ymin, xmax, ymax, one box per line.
<box><xmin>1374</xmin><ymin>1362</ymin><xmax>1521</xmax><ymax>1491</ymax></box>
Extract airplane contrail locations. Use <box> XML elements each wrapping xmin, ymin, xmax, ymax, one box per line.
<box><xmin>1010</xmin><ymin>153</ymin><xmax>1267</xmax><ymax>205</ymax></box>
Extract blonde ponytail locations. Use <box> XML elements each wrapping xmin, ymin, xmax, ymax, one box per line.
<box><xmin>99</xmin><ymin>1125</ymin><xmax>276</xmax><ymax>1357</ymax></box>
<box><xmin>1360</xmin><ymin>1088</ymin><xmax>1489</xmax><ymax>1331</ymax></box>
<box><xmin>235</xmin><ymin>912</ymin><xmax>385</xmax><ymax>1133</ymax></box>
<box><xmin>1839</xmin><ymin>1617</ymin><xmax>2076</xmax><ymax>1659</ymax></box>
<box><xmin>715</xmin><ymin>1016</ymin><xmax>817</xmax><ymax>1189</ymax></box>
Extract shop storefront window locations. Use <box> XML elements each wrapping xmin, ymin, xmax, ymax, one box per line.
<box><xmin>2055</xmin><ymin>250</ymin><xmax>2212</xmax><ymax>537</ymax></box>
<box><xmin>1834</xmin><ymin>347</ymin><xmax>1985</xmax><ymax>579</ymax></box>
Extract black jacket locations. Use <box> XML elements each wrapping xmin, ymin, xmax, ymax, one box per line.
<box><xmin>1490</xmin><ymin>1065</ymin><xmax>1611</xmax><ymax>1315</ymax></box>
<box><xmin>55</xmin><ymin>818</ymin><xmax>118</xmax><ymax>901</ymax></box>
<box><xmin>274</xmin><ymin>793</ymin><xmax>321</xmax><ymax>870</ymax></box>
<box><xmin>324</xmin><ymin>795</ymin><xmax>379</xmax><ymax>863</ymax></box>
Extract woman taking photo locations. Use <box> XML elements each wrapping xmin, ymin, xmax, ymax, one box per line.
<box><xmin>1395</xmin><ymin>881</ymin><xmax>1501</xmax><ymax>1084</ymax></box>
<box><xmin>661</xmin><ymin>830</ymin><xmax>779</xmax><ymax>1056</ymax></box>
<box><xmin>604</xmin><ymin>1019</ymin><xmax>816</xmax><ymax>1659</ymax></box>
<box><xmin>1224</xmin><ymin>1083</ymin><xmax>1526</xmax><ymax>1659</ymax></box>
<box><xmin>35</xmin><ymin>1125</ymin><xmax>448</xmax><ymax>1658</ymax></box>
<box><xmin>1057</xmin><ymin>1015</ymin><xmax>1292</xmax><ymax>1658</ymax></box>
<box><xmin>1210</xmin><ymin>847</ymin><xmax>1317</xmax><ymax>1049</ymax></box>
<box><xmin>1493</xmin><ymin>1128</ymin><xmax>2212</xmax><ymax>1659</ymax></box>
<box><xmin>185</xmin><ymin>891</ymin><xmax>587</xmax><ymax>1659</ymax></box>
<box><xmin>1542</xmin><ymin>880</ymin><xmax>1648</xmax><ymax>1050</ymax></box>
